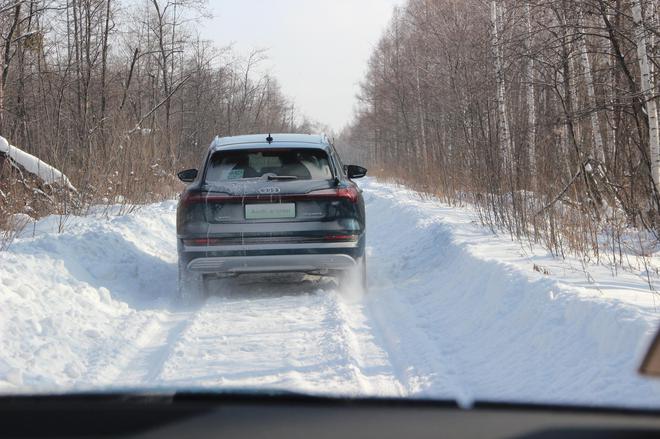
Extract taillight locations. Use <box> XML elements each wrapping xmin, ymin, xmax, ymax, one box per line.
<box><xmin>307</xmin><ymin>186</ymin><xmax>359</xmax><ymax>203</ymax></box>
<box><xmin>337</xmin><ymin>187</ymin><xmax>359</xmax><ymax>203</ymax></box>
<box><xmin>180</xmin><ymin>192</ymin><xmax>198</xmax><ymax>207</ymax></box>
<box><xmin>180</xmin><ymin>192</ymin><xmax>233</xmax><ymax>207</ymax></box>
<box><xmin>180</xmin><ymin>187</ymin><xmax>360</xmax><ymax>205</ymax></box>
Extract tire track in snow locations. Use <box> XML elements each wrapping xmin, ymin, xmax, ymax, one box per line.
<box><xmin>79</xmin><ymin>277</ymin><xmax>408</xmax><ymax>395</ymax></box>
<box><xmin>361</xmin><ymin>279</ymin><xmax>473</xmax><ymax>404</ymax></box>
<box><xmin>321</xmin><ymin>291</ymin><xmax>406</xmax><ymax>396</ymax></box>
<box><xmin>126</xmin><ymin>279</ymin><xmax>406</xmax><ymax>396</ymax></box>
<box><xmin>111</xmin><ymin>310</ymin><xmax>196</xmax><ymax>386</ymax></box>
<box><xmin>81</xmin><ymin>305</ymin><xmax>202</xmax><ymax>388</ymax></box>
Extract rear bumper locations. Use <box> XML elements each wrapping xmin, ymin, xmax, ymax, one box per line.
<box><xmin>178</xmin><ymin>235</ymin><xmax>365</xmax><ymax>275</ymax></box>
<box><xmin>187</xmin><ymin>253</ymin><xmax>357</xmax><ymax>274</ymax></box>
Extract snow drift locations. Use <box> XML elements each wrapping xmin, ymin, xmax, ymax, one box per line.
<box><xmin>1</xmin><ymin>178</ymin><xmax>659</xmax><ymax>408</ymax></box>
<box><xmin>0</xmin><ymin>136</ymin><xmax>76</xmax><ymax>190</ymax></box>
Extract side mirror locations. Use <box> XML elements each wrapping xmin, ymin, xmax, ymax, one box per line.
<box><xmin>345</xmin><ymin>165</ymin><xmax>367</xmax><ymax>179</ymax></box>
<box><xmin>177</xmin><ymin>168</ymin><xmax>198</xmax><ymax>183</ymax></box>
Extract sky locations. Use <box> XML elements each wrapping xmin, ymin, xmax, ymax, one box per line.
<box><xmin>200</xmin><ymin>0</ymin><xmax>404</xmax><ymax>132</ymax></box>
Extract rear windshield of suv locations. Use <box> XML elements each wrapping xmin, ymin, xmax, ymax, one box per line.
<box><xmin>205</xmin><ymin>148</ymin><xmax>333</xmax><ymax>181</ymax></box>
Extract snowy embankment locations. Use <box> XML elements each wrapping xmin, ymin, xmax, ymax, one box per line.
<box><xmin>0</xmin><ymin>136</ymin><xmax>75</xmax><ymax>190</ymax></box>
<box><xmin>1</xmin><ymin>179</ymin><xmax>660</xmax><ymax>408</ymax></box>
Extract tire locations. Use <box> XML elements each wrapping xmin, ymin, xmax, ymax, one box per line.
<box><xmin>177</xmin><ymin>258</ymin><xmax>206</xmax><ymax>303</ymax></box>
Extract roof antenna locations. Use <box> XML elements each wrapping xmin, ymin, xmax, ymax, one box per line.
<box><xmin>266</xmin><ymin>133</ymin><xmax>273</xmax><ymax>144</ymax></box>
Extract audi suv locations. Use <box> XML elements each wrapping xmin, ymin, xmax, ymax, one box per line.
<box><xmin>176</xmin><ymin>133</ymin><xmax>367</xmax><ymax>300</ymax></box>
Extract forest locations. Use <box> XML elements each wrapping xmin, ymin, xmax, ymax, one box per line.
<box><xmin>0</xmin><ymin>0</ymin><xmax>317</xmax><ymax>226</ymax></box>
<box><xmin>339</xmin><ymin>0</ymin><xmax>660</xmax><ymax>261</ymax></box>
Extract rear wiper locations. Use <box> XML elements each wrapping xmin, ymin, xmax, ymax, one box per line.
<box><xmin>267</xmin><ymin>175</ymin><xmax>298</xmax><ymax>181</ymax></box>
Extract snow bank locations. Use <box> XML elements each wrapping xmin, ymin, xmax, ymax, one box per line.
<box><xmin>360</xmin><ymin>179</ymin><xmax>660</xmax><ymax>407</ymax></box>
<box><xmin>0</xmin><ymin>201</ymin><xmax>178</xmax><ymax>392</ymax></box>
<box><xmin>0</xmin><ymin>136</ymin><xmax>76</xmax><ymax>191</ymax></box>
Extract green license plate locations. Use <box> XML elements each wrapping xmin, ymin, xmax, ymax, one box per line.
<box><xmin>245</xmin><ymin>203</ymin><xmax>296</xmax><ymax>219</ymax></box>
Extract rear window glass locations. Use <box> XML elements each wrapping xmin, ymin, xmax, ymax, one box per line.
<box><xmin>205</xmin><ymin>148</ymin><xmax>333</xmax><ymax>182</ymax></box>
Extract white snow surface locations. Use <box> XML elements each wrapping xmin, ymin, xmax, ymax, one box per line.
<box><xmin>1</xmin><ymin>178</ymin><xmax>660</xmax><ymax>408</ymax></box>
<box><xmin>0</xmin><ymin>136</ymin><xmax>76</xmax><ymax>190</ymax></box>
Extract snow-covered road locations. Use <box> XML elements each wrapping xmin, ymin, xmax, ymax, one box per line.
<box><xmin>2</xmin><ymin>179</ymin><xmax>660</xmax><ymax>408</ymax></box>
<box><xmin>104</xmin><ymin>283</ymin><xmax>406</xmax><ymax>397</ymax></box>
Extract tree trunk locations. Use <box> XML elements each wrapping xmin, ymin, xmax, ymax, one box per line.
<box><xmin>100</xmin><ymin>0</ymin><xmax>111</xmax><ymax>122</ymax></box>
<box><xmin>577</xmin><ymin>14</ymin><xmax>605</xmax><ymax>164</ymax></box>
<box><xmin>0</xmin><ymin>4</ymin><xmax>21</xmax><ymax>134</ymax></box>
<box><xmin>491</xmin><ymin>1</ymin><xmax>513</xmax><ymax>175</ymax></box>
<box><xmin>632</xmin><ymin>0</ymin><xmax>660</xmax><ymax>196</ymax></box>
<box><xmin>415</xmin><ymin>64</ymin><xmax>427</xmax><ymax>171</ymax></box>
<box><xmin>525</xmin><ymin>1</ymin><xmax>536</xmax><ymax>188</ymax></box>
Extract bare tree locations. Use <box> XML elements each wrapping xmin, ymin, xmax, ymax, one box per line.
<box><xmin>632</xmin><ymin>0</ymin><xmax>660</xmax><ymax>197</ymax></box>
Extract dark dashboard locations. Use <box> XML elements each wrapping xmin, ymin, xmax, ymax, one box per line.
<box><xmin>3</xmin><ymin>392</ymin><xmax>660</xmax><ymax>438</ymax></box>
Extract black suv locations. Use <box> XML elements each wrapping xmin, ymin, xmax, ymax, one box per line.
<box><xmin>176</xmin><ymin>133</ymin><xmax>367</xmax><ymax>299</ymax></box>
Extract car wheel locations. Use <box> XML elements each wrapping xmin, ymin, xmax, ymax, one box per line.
<box><xmin>177</xmin><ymin>258</ymin><xmax>206</xmax><ymax>303</ymax></box>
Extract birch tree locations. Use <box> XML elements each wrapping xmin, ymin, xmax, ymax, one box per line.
<box><xmin>632</xmin><ymin>0</ymin><xmax>660</xmax><ymax>196</ymax></box>
<box><xmin>491</xmin><ymin>0</ymin><xmax>513</xmax><ymax>174</ymax></box>
<box><xmin>577</xmin><ymin>11</ymin><xmax>605</xmax><ymax>165</ymax></box>
<box><xmin>525</xmin><ymin>1</ymin><xmax>536</xmax><ymax>188</ymax></box>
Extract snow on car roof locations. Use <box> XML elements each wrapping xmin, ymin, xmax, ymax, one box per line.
<box><xmin>210</xmin><ymin>133</ymin><xmax>331</xmax><ymax>151</ymax></box>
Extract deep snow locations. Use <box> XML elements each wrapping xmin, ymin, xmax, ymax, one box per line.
<box><xmin>1</xmin><ymin>179</ymin><xmax>660</xmax><ymax>408</ymax></box>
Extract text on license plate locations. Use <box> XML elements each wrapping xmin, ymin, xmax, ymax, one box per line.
<box><xmin>245</xmin><ymin>203</ymin><xmax>296</xmax><ymax>219</ymax></box>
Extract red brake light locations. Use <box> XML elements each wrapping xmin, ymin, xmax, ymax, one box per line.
<box><xmin>180</xmin><ymin>186</ymin><xmax>359</xmax><ymax>205</ymax></box>
<box><xmin>336</xmin><ymin>187</ymin><xmax>359</xmax><ymax>203</ymax></box>
<box><xmin>180</xmin><ymin>192</ymin><xmax>234</xmax><ymax>207</ymax></box>
<box><xmin>307</xmin><ymin>187</ymin><xmax>359</xmax><ymax>203</ymax></box>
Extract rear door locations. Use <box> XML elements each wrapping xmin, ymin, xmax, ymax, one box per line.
<box><xmin>202</xmin><ymin>147</ymin><xmax>337</xmax><ymax>224</ymax></box>
<box><xmin>181</xmin><ymin>146</ymin><xmax>363</xmax><ymax>248</ymax></box>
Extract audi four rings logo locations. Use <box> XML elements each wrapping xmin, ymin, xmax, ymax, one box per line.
<box><xmin>258</xmin><ymin>187</ymin><xmax>281</xmax><ymax>194</ymax></box>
